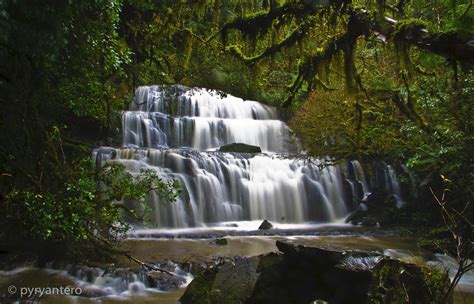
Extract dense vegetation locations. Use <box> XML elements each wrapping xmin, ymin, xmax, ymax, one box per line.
<box><xmin>0</xmin><ymin>0</ymin><xmax>472</xmax><ymax>260</ymax></box>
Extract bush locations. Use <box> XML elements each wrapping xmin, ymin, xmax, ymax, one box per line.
<box><xmin>1</xmin><ymin>158</ymin><xmax>180</xmax><ymax>258</ymax></box>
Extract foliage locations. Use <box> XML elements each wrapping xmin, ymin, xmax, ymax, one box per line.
<box><xmin>2</xmin><ymin>158</ymin><xmax>179</xmax><ymax>258</ymax></box>
<box><xmin>0</xmin><ymin>0</ymin><xmax>472</xmax><ymax>261</ymax></box>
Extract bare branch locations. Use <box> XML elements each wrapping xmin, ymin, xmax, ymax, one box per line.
<box><xmin>124</xmin><ymin>253</ymin><xmax>175</xmax><ymax>276</ymax></box>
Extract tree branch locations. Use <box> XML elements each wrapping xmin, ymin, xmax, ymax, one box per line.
<box><xmin>124</xmin><ymin>253</ymin><xmax>175</xmax><ymax>276</ymax></box>
<box><xmin>226</xmin><ymin>20</ymin><xmax>310</xmax><ymax>64</ymax></box>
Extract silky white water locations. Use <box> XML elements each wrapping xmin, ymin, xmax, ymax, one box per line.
<box><xmin>94</xmin><ymin>85</ymin><xmax>404</xmax><ymax>228</ymax></box>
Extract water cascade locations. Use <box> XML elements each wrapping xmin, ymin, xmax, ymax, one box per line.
<box><xmin>94</xmin><ymin>85</ymin><xmax>404</xmax><ymax>228</ymax></box>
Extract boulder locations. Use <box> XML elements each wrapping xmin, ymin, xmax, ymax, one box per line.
<box><xmin>179</xmin><ymin>257</ymin><xmax>260</xmax><ymax>304</ymax></box>
<box><xmin>368</xmin><ymin>258</ymin><xmax>451</xmax><ymax>303</ymax></box>
<box><xmin>258</xmin><ymin>219</ymin><xmax>273</xmax><ymax>230</ymax></box>
<box><xmin>218</xmin><ymin>143</ymin><xmax>262</xmax><ymax>153</ymax></box>
<box><xmin>180</xmin><ymin>241</ymin><xmax>451</xmax><ymax>304</ymax></box>
<box><xmin>345</xmin><ymin>191</ymin><xmax>399</xmax><ymax>226</ymax></box>
<box><xmin>210</xmin><ymin>238</ymin><xmax>228</xmax><ymax>245</ymax></box>
<box><xmin>145</xmin><ymin>270</ymin><xmax>187</xmax><ymax>291</ymax></box>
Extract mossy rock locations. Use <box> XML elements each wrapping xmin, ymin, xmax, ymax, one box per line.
<box><xmin>210</xmin><ymin>238</ymin><xmax>228</xmax><ymax>245</ymax></box>
<box><xmin>218</xmin><ymin>143</ymin><xmax>262</xmax><ymax>153</ymax></box>
<box><xmin>368</xmin><ymin>258</ymin><xmax>451</xmax><ymax>304</ymax></box>
<box><xmin>180</xmin><ymin>242</ymin><xmax>452</xmax><ymax>304</ymax></box>
<box><xmin>180</xmin><ymin>257</ymin><xmax>260</xmax><ymax>304</ymax></box>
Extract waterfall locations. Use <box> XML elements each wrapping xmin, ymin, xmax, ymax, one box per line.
<box><xmin>94</xmin><ymin>85</ymin><xmax>404</xmax><ymax>228</ymax></box>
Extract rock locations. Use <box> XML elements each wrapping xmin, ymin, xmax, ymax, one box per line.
<box><xmin>180</xmin><ymin>257</ymin><xmax>260</xmax><ymax>304</ymax></box>
<box><xmin>146</xmin><ymin>271</ymin><xmax>187</xmax><ymax>291</ymax></box>
<box><xmin>156</xmin><ymin>260</ymin><xmax>180</xmax><ymax>273</ymax></box>
<box><xmin>344</xmin><ymin>206</ymin><xmax>367</xmax><ymax>224</ymax></box>
<box><xmin>346</xmin><ymin>190</ymin><xmax>400</xmax><ymax>226</ymax></box>
<box><xmin>210</xmin><ymin>238</ymin><xmax>228</xmax><ymax>245</ymax></box>
<box><xmin>224</xmin><ymin>223</ymin><xmax>238</xmax><ymax>227</ymax></box>
<box><xmin>80</xmin><ymin>285</ymin><xmax>114</xmax><ymax>298</ymax></box>
<box><xmin>368</xmin><ymin>258</ymin><xmax>451</xmax><ymax>303</ymax></box>
<box><xmin>218</xmin><ymin>143</ymin><xmax>262</xmax><ymax>153</ymax></box>
<box><xmin>364</xmin><ymin>191</ymin><xmax>389</xmax><ymax>211</ymax></box>
<box><xmin>180</xmin><ymin>241</ymin><xmax>451</xmax><ymax>304</ymax></box>
<box><xmin>258</xmin><ymin>219</ymin><xmax>273</xmax><ymax>230</ymax></box>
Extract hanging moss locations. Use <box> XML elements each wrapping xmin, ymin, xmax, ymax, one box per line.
<box><xmin>220</xmin><ymin>1</ymin><xmax>321</xmax><ymax>46</ymax></box>
<box><xmin>343</xmin><ymin>38</ymin><xmax>358</xmax><ymax>93</ymax></box>
<box><xmin>282</xmin><ymin>9</ymin><xmax>371</xmax><ymax>107</ymax></box>
<box><xmin>393</xmin><ymin>19</ymin><xmax>431</xmax><ymax>77</ymax></box>
<box><xmin>225</xmin><ymin>20</ymin><xmax>310</xmax><ymax>65</ymax></box>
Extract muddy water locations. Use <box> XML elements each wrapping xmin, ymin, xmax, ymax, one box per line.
<box><xmin>120</xmin><ymin>235</ymin><xmax>474</xmax><ymax>303</ymax></box>
<box><xmin>117</xmin><ymin>235</ymin><xmax>423</xmax><ymax>265</ymax></box>
<box><xmin>1</xmin><ymin>236</ymin><xmax>473</xmax><ymax>303</ymax></box>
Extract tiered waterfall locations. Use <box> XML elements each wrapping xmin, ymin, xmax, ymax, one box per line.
<box><xmin>94</xmin><ymin>85</ymin><xmax>403</xmax><ymax>228</ymax></box>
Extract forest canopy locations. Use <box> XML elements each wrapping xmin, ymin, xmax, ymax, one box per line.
<box><xmin>0</xmin><ymin>0</ymin><xmax>472</xmax><ymax>256</ymax></box>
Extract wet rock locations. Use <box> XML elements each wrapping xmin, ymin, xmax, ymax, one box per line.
<box><xmin>224</xmin><ymin>223</ymin><xmax>238</xmax><ymax>227</ymax></box>
<box><xmin>219</xmin><ymin>143</ymin><xmax>262</xmax><ymax>153</ymax></box>
<box><xmin>146</xmin><ymin>271</ymin><xmax>187</xmax><ymax>291</ymax></box>
<box><xmin>210</xmin><ymin>238</ymin><xmax>228</xmax><ymax>245</ymax></box>
<box><xmin>345</xmin><ymin>190</ymin><xmax>399</xmax><ymax>226</ymax></box>
<box><xmin>180</xmin><ymin>259</ymin><xmax>214</xmax><ymax>277</ymax></box>
<box><xmin>180</xmin><ymin>256</ymin><xmax>260</xmax><ymax>304</ymax></box>
<box><xmin>156</xmin><ymin>260</ymin><xmax>180</xmax><ymax>273</ymax></box>
<box><xmin>258</xmin><ymin>219</ymin><xmax>273</xmax><ymax>230</ymax></box>
<box><xmin>81</xmin><ymin>266</ymin><xmax>102</xmax><ymax>283</ymax></box>
<box><xmin>80</xmin><ymin>285</ymin><xmax>114</xmax><ymax>298</ymax></box>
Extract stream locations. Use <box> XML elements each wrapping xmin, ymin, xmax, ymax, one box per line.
<box><xmin>1</xmin><ymin>232</ymin><xmax>473</xmax><ymax>303</ymax></box>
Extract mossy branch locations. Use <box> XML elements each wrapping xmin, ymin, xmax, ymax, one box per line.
<box><xmin>225</xmin><ymin>20</ymin><xmax>310</xmax><ymax>65</ymax></box>
<box><xmin>220</xmin><ymin>2</ymin><xmax>320</xmax><ymax>39</ymax></box>
<box><xmin>282</xmin><ymin>10</ymin><xmax>371</xmax><ymax>107</ymax></box>
<box><xmin>390</xmin><ymin>19</ymin><xmax>474</xmax><ymax>62</ymax></box>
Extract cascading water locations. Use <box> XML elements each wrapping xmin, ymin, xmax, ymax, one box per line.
<box><xmin>94</xmin><ymin>85</ymin><xmax>403</xmax><ymax>228</ymax></box>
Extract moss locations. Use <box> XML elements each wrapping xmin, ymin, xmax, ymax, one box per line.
<box><xmin>393</xmin><ymin>19</ymin><xmax>431</xmax><ymax>76</ymax></box>
<box><xmin>179</xmin><ymin>268</ymin><xmax>219</xmax><ymax>304</ymax></box>
<box><xmin>368</xmin><ymin>258</ymin><xmax>451</xmax><ymax>304</ymax></box>
<box><xmin>393</xmin><ymin>19</ymin><xmax>431</xmax><ymax>39</ymax></box>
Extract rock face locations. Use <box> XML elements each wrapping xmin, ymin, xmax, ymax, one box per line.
<box><xmin>345</xmin><ymin>191</ymin><xmax>398</xmax><ymax>226</ymax></box>
<box><xmin>179</xmin><ymin>241</ymin><xmax>451</xmax><ymax>304</ymax></box>
<box><xmin>258</xmin><ymin>219</ymin><xmax>273</xmax><ymax>230</ymax></box>
<box><xmin>218</xmin><ymin>143</ymin><xmax>262</xmax><ymax>153</ymax></box>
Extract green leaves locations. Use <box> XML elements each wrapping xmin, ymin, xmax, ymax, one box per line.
<box><xmin>4</xmin><ymin>158</ymin><xmax>179</xmax><ymax>255</ymax></box>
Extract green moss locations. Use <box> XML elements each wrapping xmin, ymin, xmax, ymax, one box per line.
<box><xmin>368</xmin><ymin>258</ymin><xmax>451</xmax><ymax>304</ymax></box>
<box><xmin>179</xmin><ymin>268</ymin><xmax>219</xmax><ymax>304</ymax></box>
<box><xmin>393</xmin><ymin>19</ymin><xmax>431</xmax><ymax>38</ymax></box>
<box><xmin>393</xmin><ymin>19</ymin><xmax>431</xmax><ymax>76</ymax></box>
